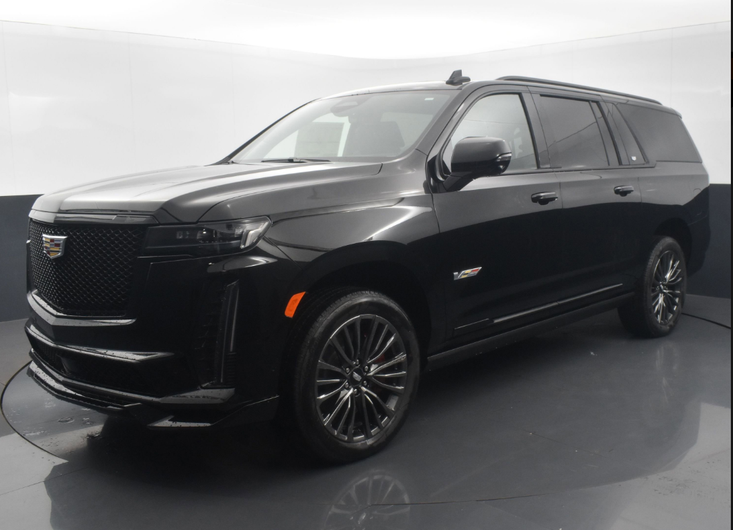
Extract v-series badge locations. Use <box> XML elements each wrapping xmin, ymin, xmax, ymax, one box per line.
<box><xmin>454</xmin><ymin>267</ymin><xmax>482</xmax><ymax>281</ymax></box>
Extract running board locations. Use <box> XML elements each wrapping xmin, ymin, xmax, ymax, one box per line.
<box><xmin>427</xmin><ymin>293</ymin><xmax>633</xmax><ymax>371</ymax></box>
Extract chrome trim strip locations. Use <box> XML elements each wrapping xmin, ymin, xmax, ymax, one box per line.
<box><xmin>559</xmin><ymin>284</ymin><xmax>625</xmax><ymax>305</ymax></box>
<box><xmin>455</xmin><ymin>317</ymin><xmax>493</xmax><ymax>331</ymax></box>
<box><xmin>29</xmin><ymin>210</ymin><xmax>158</xmax><ymax>225</ymax></box>
<box><xmin>493</xmin><ymin>302</ymin><xmax>558</xmax><ymax>324</ymax></box>
<box><xmin>27</xmin><ymin>324</ymin><xmax>171</xmax><ymax>362</ymax></box>
<box><xmin>30</xmin><ymin>356</ymin><xmax>235</xmax><ymax>406</ymax></box>
<box><xmin>493</xmin><ymin>284</ymin><xmax>624</xmax><ymax>325</ymax></box>
<box><xmin>29</xmin><ymin>292</ymin><xmax>136</xmax><ymax>327</ymax></box>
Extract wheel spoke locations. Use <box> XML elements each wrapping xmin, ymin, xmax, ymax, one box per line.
<box><xmin>364</xmin><ymin>388</ymin><xmax>395</xmax><ymax>419</ymax></box>
<box><xmin>342</xmin><ymin>325</ymin><xmax>356</xmax><ymax>361</ymax></box>
<box><xmin>370</xmin><ymin>353</ymin><xmax>407</xmax><ymax>376</ymax></box>
<box><xmin>354</xmin><ymin>317</ymin><xmax>362</xmax><ymax>359</ymax></box>
<box><xmin>371</xmin><ymin>371</ymin><xmax>407</xmax><ymax>379</ymax></box>
<box><xmin>667</xmin><ymin>263</ymin><xmax>682</xmax><ymax>284</ymax></box>
<box><xmin>368</xmin><ymin>334</ymin><xmax>397</xmax><ymax>364</ymax></box>
<box><xmin>331</xmin><ymin>335</ymin><xmax>354</xmax><ymax>367</ymax></box>
<box><xmin>347</xmin><ymin>396</ymin><xmax>357</xmax><ymax>442</ymax></box>
<box><xmin>367</xmin><ymin>376</ymin><xmax>405</xmax><ymax>394</ymax></box>
<box><xmin>363</xmin><ymin>320</ymin><xmax>379</xmax><ymax>363</ymax></box>
<box><xmin>324</xmin><ymin>388</ymin><xmax>354</xmax><ymax>427</ymax></box>
<box><xmin>318</xmin><ymin>382</ymin><xmax>348</xmax><ymax>403</ymax></box>
<box><xmin>653</xmin><ymin>294</ymin><xmax>664</xmax><ymax>323</ymax></box>
<box><xmin>368</xmin><ymin>325</ymin><xmax>389</xmax><ymax>363</ymax></box>
<box><xmin>318</xmin><ymin>360</ymin><xmax>348</xmax><ymax>377</ymax></box>
<box><xmin>360</xmin><ymin>392</ymin><xmax>372</xmax><ymax>439</ymax></box>
<box><xmin>317</xmin><ymin>378</ymin><xmax>344</xmax><ymax>386</ymax></box>
<box><xmin>364</xmin><ymin>392</ymin><xmax>387</xmax><ymax>428</ymax></box>
<box><xmin>653</xmin><ymin>259</ymin><xmax>664</xmax><ymax>284</ymax></box>
<box><xmin>335</xmin><ymin>394</ymin><xmax>353</xmax><ymax>435</ymax></box>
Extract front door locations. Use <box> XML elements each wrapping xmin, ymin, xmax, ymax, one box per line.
<box><xmin>431</xmin><ymin>89</ymin><xmax>565</xmax><ymax>343</ymax></box>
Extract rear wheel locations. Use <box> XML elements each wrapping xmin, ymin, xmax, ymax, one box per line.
<box><xmin>619</xmin><ymin>236</ymin><xmax>687</xmax><ymax>338</ymax></box>
<box><xmin>290</xmin><ymin>290</ymin><xmax>420</xmax><ymax>463</ymax></box>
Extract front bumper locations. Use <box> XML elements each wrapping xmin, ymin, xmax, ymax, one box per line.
<box><xmin>26</xmin><ymin>230</ymin><xmax>300</xmax><ymax>428</ymax></box>
<box><xmin>28</xmin><ymin>355</ymin><xmax>279</xmax><ymax>428</ymax></box>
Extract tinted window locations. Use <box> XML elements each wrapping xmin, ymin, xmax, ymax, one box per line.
<box><xmin>541</xmin><ymin>96</ymin><xmax>609</xmax><ymax>169</ymax></box>
<box><xmin>607</xmin><ymin>104</ymin><xmax>645</xmax><ymax>165</ymax></box>
<box><xmin>444</xmin><ymin>94</ymin><xmax>537</xmax><ymax>173</ymax></box>
<box><xmin>618</xmin><ymin>104</ymin><xmax>701</xmax><ymax>163</ymax></box>
<box><xmin>232</xmin><ymin>92</ymin><xmax>451</xmax><ymax>163</ymax></box>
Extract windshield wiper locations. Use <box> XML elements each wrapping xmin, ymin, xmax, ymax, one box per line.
<box><xmin>260</xmin><ymin>158</ymin><xmax>331</xmax><ymax>163</ymax></box>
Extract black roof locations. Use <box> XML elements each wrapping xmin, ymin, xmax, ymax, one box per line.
<box><xmin>497</xmin><ymin>76</ymin><xmax>662</xmax><ymax>105</ymax></box>
<box><xmin>327</xmin><ymin>75</ymin><xmax>663</xmax><ymax>107</ymax></box>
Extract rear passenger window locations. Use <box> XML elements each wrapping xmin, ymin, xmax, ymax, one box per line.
<box><xmin>540</xmin><ymin>96</ymin><xmax>609</xmax><ymax>169</ymax></box>
<box><xmin>607</xmin><ymin>104</ymin><xmax>645</xmax><ymax>165</ymax></box>
<box><xmin>618</xmin><ymin>104</ymin><xmax>701</xmax><ymax>163</ymax></box>
<box><xmin>444</xmin><ymin>94</ymin><xmax>537</xmax><ymax>173</ymax></box>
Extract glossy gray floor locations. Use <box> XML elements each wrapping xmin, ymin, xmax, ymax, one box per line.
<box><xmin>0</xmin><ymin>295</ymin><xmax>730</xmax><ymax>530</ymax></box>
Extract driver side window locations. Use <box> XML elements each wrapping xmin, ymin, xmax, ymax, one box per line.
<box><xmin>444</xmin><ymin>94</ymin><xmax>537</xmax><ymax>174</ymax></box>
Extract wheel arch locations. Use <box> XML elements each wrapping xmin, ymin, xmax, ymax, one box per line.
<box><xmin>286</xmin><ymin>241</ymin><xmax>440</xmax><ymax>364</ymax></box>
<box><xmin>654</xmin><ymin>218</ymin><xmax>693</xmax><ymax>263</ymax></box>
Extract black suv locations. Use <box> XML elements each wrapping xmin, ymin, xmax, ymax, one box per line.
<box><xmin>25</xmin><ymin>73</ymin><xmax>710</xmax><ymax>462</ymax></box>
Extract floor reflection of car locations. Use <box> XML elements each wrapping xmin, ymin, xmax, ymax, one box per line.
<box><xmin>39</xmin><ymin>324</ymin><xmax>706</xmax><ymax>530</ymax></box>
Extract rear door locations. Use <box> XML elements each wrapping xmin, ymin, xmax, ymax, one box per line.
<box><xmin>531</xmin><ymin>89</ymin><xmax>643</xmax><ymax>300</ymax></box>
<box><xmin>430</xmin><ymin>86</ymin><xmax>565</xmax><ymax>343</ymax></box>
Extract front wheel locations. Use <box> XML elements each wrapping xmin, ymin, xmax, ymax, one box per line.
<box><xmin>290</xmin><ymin>290</ymin><xmax>420</xmax><ymax>463</ymax></box>
<box><xmin>619</xmin><ymin>236</ymin><xmax>687</xmax><ymax>338</ymax></box>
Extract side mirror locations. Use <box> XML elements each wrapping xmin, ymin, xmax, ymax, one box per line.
<box><xmin>451</xmin><ymin>137</ymin><xmax>512</xmax><ymax>179</ymax></box>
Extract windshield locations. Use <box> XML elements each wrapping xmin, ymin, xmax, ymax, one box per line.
<box><xmin>231</xmin><ymin>91</ymin><xmax>452</xmax><ymax>164</ymax></box>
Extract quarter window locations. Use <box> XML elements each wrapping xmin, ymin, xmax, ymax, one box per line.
<box><xmin>444</xmin><ymin>94</ymin><xmax>537</xmax><ymax>173</ymax></box>
<box><xmin>541</xmin><ymin>96</ymin><xmax>609</xmax><ymax>169</ymax></box>
<box><xmin>618</xmin><ymin>104</ymin><xmax>701</xmax><ymax>163</ymax></box>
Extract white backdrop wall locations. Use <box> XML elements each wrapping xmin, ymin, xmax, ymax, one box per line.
<box><xmin>0</xmin><ymin>20</ymin><xmax>730</xmax><ymax>197</ymax></box>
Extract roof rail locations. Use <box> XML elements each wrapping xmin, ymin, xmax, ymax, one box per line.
<box><xmin>497</xmin><ymin>76</ymin><xmax>662</xmax><ymax>105</ymax></box>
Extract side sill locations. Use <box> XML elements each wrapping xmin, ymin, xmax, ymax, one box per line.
<box><xmin>427</xmin><ymin>293</ymin><xmax>633</xmax><ymax>372</ymax></box>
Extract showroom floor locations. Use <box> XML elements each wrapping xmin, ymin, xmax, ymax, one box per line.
<box><xmin>0</xmin><ymin>295</ymin><xmax>730</xmax><ymax>530</ymax></box>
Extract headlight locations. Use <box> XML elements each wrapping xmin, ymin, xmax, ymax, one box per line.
<box><xmin>144</xmin><ymin>217</ymin><xmax>271</xmax><ymax>256</ymax></box>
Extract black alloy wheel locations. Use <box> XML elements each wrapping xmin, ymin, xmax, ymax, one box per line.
<box><xmin>289</xmin><ymin>290</ymin><xmax>420</xmax><ymax>463</ymax></box>
<box><xmin>619</xmin><ymin>236</ymin><xmax>687</xmax><ymax>338</ymax></box>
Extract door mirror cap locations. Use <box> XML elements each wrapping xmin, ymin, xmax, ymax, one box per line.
<box><xmin>451</xmin><ymin>137</ymin><xmax>512</xmax><ymax>179</ymax></box>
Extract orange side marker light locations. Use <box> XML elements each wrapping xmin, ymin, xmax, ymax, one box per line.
<box><xmin>285</xmin><ymin>292</ymin><xmax>306</xmax><ymax>318</ymax></box>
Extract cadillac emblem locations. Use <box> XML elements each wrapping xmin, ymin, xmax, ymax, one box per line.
<box><xmin>42</xmin><ymin>234</ymin><xmax>68</xmax><ymax>259</ymax></box>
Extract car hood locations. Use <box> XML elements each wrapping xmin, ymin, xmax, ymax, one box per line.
<box><xmin>31</xmin><ymin>161</ymin><xmax>389</xmax><ymax>223</ymax></box>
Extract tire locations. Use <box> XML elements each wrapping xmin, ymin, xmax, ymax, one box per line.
<box><xmin>619</xmin><ymin>236</ymin><xmax>687</xmax><ymax>338</ymax></box>
<box><xmin>289</xmin><ymin>289</ymin><xmax>420</xmax><ymax>464</ymax></box>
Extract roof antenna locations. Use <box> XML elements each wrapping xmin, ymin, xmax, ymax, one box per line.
<box><xmin>446</xmin><ymin>69</ymin><xmax>471</xmax><ymax>86</ymax></box>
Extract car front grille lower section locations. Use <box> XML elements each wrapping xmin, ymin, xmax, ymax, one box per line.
<box><xmin>28</xmin><ymin>333</ymin><xmax>151</xmax><ymax>395</ymax></box>
<box><xmin>29</xmin><ymin>220</ymin><xmax>146</xmax><ymax>317</ymax></box>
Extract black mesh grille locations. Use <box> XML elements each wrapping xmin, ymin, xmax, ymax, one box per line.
<box><xmin>29</xmin><ymin>220</ymin><xmax>146</xmax><ymax>316</ymax></box>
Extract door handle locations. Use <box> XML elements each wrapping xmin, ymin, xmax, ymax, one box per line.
<box><xmin>531</xmin><ymin>192</ymin><xmax>559</xmax><ymax>205</ymax></box>
<box><xmin>614</xmin><ymin>185</ymin><xmax>635</xmax><ymax>197</ymax></box>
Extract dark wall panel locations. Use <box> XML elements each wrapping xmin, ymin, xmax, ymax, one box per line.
<box><xmin>0</xmin><ymin>195</ymin><xmax>39</xmax><ymax>322</ymax></box>
<box><xmin>0</xmin><ymin>186</ymin><xmax>729</xmax><ymax>322</ymax></box>
<box><xmin>688</xmin><ymin>184</ymin><xmax>731</xmax><ymax>299</ymax></box>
